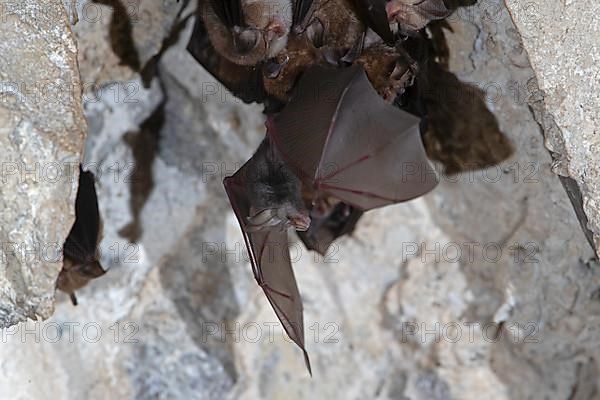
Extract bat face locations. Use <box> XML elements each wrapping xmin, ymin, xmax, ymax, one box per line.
<box><xmin>247</xmin><ymin>205</ymin><xmax>311</xmax><ymax>232</ymax></box>
<box><xmin>386</xmin><ymin>0</ymin><xmax>450</xmax><ymax>33</ymax></box>
<box><xmin>245</xmin><ymin>138</ymin><xmax>311</xmax><ymax>232</ymax></box>
<box><xmin>203</xmin><ymin>0</ymin><xmax>293</xmax><ymax>65</ymax></box>
<box><xmin>59</xmin><ymin>167</ymin><xmax>105</xmax><ymax>306</ymax></box>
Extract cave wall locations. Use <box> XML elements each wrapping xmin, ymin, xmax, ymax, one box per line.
<box><xmin>0</xmin><ymin>1</ymin><xmax>598</xmax><ymax>399</ymax></box>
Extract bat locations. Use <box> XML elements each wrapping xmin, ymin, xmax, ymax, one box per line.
<box><xmin>386</xmin><ymin>0</ymin><xmax>450</xmax><ymax>33</ymax></box>
<box><xmin>349</xmin><ymin>0</ymin><xmax>394</xmax><ymax>43</ymax></box>
<box><xmin>187</xmin><ymin>10</ymin><xmax>266</xmax><ymax>103</ymax></box>
<box><xmin>224</xmin><ymin>64</ymin><xmax>438</xmax><ymax>372</ymax></box>
<box><xmin>190</xmin><ymin>0</ymin><xmax>409</xmax><ymax>104</ymax></box>
<box><xmin>57</xmin><ymin>167</ymin><xmax>105</xmax><ymax>306</ymax></box>
<box><xmin>355</xmin><ymin>42</ymin><xmax>417</xmax><ymax>102</ymax></box>
<box><xmin>267</xmin><ymin>64</ymin><xmax>438</xmax><ymax>209</ymax></box>
<box><xmin>224</xmin><ymin>146</ymin><xmax>312</xmax><ymax>374</ymax></box>
<box><xmin>201</xmin><ymin>0</ymin><xmax>317</xmax><ymax>66</ymax></box>
<box><xmin>244</xmin><ymin>137</ymin><xmax>311</xmax><ymax>232</ymax></box>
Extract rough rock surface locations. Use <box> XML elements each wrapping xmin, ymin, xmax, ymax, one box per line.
<box><xmin>504</xmin><ymin>0</ymin><xmax>600</xmax><ymax>253</ymax></box>
<box><xmin>0</xmin><ymin>1</ymin><xmax>86</xmax><ymax>327</ymax></box>
<box><xmin>1</xmin><ymin>1</ymin><xmax>600</xmax><ymax>399</ymax></box>
<box><xmin>73</xmin><ymin>0</ymin><xmax>184</xmax><ymax>86</ymax></box>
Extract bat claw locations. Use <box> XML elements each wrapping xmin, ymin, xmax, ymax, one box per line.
<box><xmin>264</xmin><ymin>56</ymin><xmax>290</xmax><ymax>79</ymax></box>
<box><xmin>289</xmin><ymin>213</ymin><xmax>311</xmax><ymax>231</ymax></box>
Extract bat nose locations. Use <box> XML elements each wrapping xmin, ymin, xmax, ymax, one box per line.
<box><xmin>290</xmin><ymin>214</ymin><xmax>311</xmax><ymax>231</ymax></box>
<box><xmin>265</xmin><ymin>19</ymin><xmax>286</xmax><ymax>43</ymax></box>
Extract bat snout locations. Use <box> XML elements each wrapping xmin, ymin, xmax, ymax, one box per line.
<box><xmin>289</xmin><ymin>213</ymin><xmax>311</xmax><ymax>231</ymax></box>
<box><xmin>265</xmin><ymin>19</ymin><xmax>287</xmax><ymax>42</ymax></box>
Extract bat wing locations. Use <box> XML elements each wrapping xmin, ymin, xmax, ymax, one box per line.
<box><xmin>209</xmin><ymin>0</ymin><xmax>244</xmax><ymax>27</ymax></box>
<box><xmin>298</xmin><ymin>203</ymin><xmax>363</xmax><ymax>255</ymax></box>
<box><xmin>389</xmin><ymin>0</ymin><xmax>450</xmax><ymax>32</ymax></box>
<box><xmin>187</xmin><ymin>13</ymin><xmax>265</xmax><ymax>104</ymax></box>
<box><xmin>224</xmin><ymin>160</ymin><xmax>311</xmax><ymax>373</ymax></box>
<box><xmin>443</xmin><ymin>0</ymin><xmax>477</xmax><ymax>11</ymax></box>
<box><xmin>269</xmin><ymin>65</ymin><xmax>438</xmax><ymax>211</ymax></box>
<box><xmin>63</xmin><ymin>167</ymin><xmax>101</xmax><ymax>264</ymax></box>
<box><xmin>292</xmin><ymin>0</ymin><xmax>318</xmax><ymax>30</ymax></box>
<box><xmin>350</xmin><ymin>0</ymin><xmax>394</xmax><ymax>43</ymax></box>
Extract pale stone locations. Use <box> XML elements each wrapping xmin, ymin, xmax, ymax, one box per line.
<box><xmin>0</xmin><ymin>0</ymin><xmax>86</xmax><ymax>327</ymax></box>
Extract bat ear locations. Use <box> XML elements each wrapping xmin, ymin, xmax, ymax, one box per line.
<box><xmin>232</xmin><ymin>28</ymin><xmax>260</xmax><ymax>55</ymax></box>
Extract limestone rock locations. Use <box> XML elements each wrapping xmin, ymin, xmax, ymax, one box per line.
<box><xmin>1</xmin><ymin>1</ymin><xmax>600</xmax><ymax>399</ymax></box>
<box><xmin>504</xmin><ymin>0</ymin><xmax>600</xmax><ymax>254</ymax></box>
<box><xmin>0</xmin><ymin>0</ymin><xmax>86</xmax><ymax>327</ymax></box>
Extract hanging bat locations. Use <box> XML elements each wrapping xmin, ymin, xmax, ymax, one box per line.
<box><xmin>386</xmin><ymin>0</ymin><xmax>450</xmax><ymax>33</ymax></box>
<box><xmin>190</xmin><ymin>0</ymin><xmax>414</xmax><ymax>104</ymax></box>
<box><xmin>57</xmin><ymin>167</ymin><xmax>105</xmax><ymax>306</ymax></box>
<box><xmin>224</xmin><ymin>64</ymin><xmax>438</xmax><ymax>372</ymax></box>
<box><xmin>201</xmin><ymin>0</ymin><xmax>317</xmax><ymax>66</ymax></box>
<box><xmin>187</xmin><ymin>9</ymin><xmax>266</xmax><ymax>103</ymax></box>
<box><xmin>349</xmin><ymin>0</ymin><xmax>394</xmax><ymax>43</ymax></box>
<box><xmin>224</xmin><ymin>139</ymin><xmax>312</xmax><ymax>374</ymax></box>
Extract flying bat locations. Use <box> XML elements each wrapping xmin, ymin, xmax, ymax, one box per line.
<box><xmin>224</xmin><ymin>64</ymin><xmax>438</xmax><ymax>372</ymax></box>
<box><xmin>58</xmin><ymin>167</ymin><xmax>105</xmax><ymax>306</ymax></box>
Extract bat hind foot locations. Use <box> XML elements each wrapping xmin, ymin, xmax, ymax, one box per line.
<box><xmin>380</xmin><ymin>56</ymin><xmax>418</xmax><ymax>101</ymax></box>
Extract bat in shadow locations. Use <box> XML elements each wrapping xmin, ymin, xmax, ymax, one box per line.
<box><xmin>57</xmin><ymin>167</ymin><xmax>105</xmax><ymax>306</ymax></box>
<box><xmin>224</xmin><ymin>64</ymin><xmax>438</xmax><ymax>372</ymax></box>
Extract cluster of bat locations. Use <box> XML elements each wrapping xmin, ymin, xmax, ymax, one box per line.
<box><xmin>57</xmin><ymin>0</ymin><xmax>514</xmax><ymax>374</ymax></box>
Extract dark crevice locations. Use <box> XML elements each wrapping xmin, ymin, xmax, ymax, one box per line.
<box><xmin>526</xmin><ymin>99</ymin><xmax>597</xmax><ymax>256</ymax></box>
<box><xmin>559</xmin><ymin>176</ymin><xmax>597</xmax><ymax>254</ymax></box>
